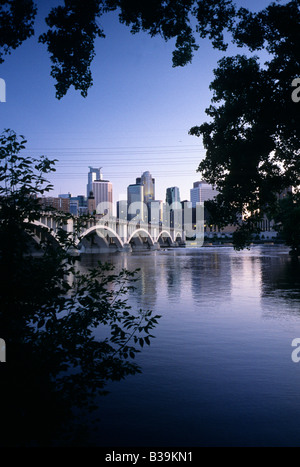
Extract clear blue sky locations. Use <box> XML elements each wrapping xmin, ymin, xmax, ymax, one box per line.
<box><xmin>0</xmin><ymin>0</ymin><xmax>274</xmax><ymax>204</ymax></box>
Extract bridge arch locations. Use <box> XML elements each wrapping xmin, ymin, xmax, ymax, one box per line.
<box><xmin>128</xmin><ymin>228</ymin><xmax>155</xmax><ymax>247</ymax></box>
<box><xmin>26</xmin><ymin>220</ymin><xmax>62</xmax><ymax>248</ymax></box>
<box><xmin>157</xmin><ymin>230</ymin><xmax>173</xmax><ymax>244</ymax></box>
<box><xmin>77</xmin><ymin>224</ymin><xmax>124</xmax><ymax>250</ymax></box>
<box><xmin>175</xmin><ymin>231</ymin><xmax>183</xmax><ymax>243</ymax></box>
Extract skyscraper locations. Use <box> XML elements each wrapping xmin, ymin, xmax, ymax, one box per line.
<box><xmin>166</xmin><ymin>186</ymin><xmax>181</xmax><ymax>206</ymax></box>
<box><xmin>190</xmin><ymin>181</ymin><xmax>218</xmax><ymax>207</ymax></box>
<box><xmin>116</xmin><ymin>200</ymin><xmax>128</xmax><ymax>221</ymax></box>
<box><xmin>165</xmin><ymin>187</ymin><xmax>181</xmax><ymax>229</ymax></box>
<box><xmin>127</xmin><ymin>183</ymin><xmax>145</xmax><ymax>222</ymax></box>
<box><xmin>92</xmin><ymin>178</ymin><xmax>113</xmax><ymax>216</ymax></box>
<box><xmin>136</xmin><ymin>171</ymin><xmax>155</xmax><ymax>204</ymax></box>
<box><xmin>87</xmin><ymin>167</ymin><xmax>102</xmax><ymax>198</ymax></box>
<box><xmin>148</xmin><ymin>200</ymin><xmax>163</xmax><ymax>225</ymax></box>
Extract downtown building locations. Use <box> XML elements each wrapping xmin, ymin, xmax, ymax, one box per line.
<box><xmin>91</xmin><ymin>169</ymin><xmax>113</xmax><ymax>217</ymax></box>
<box><xmin>166</xmin><ymin>186</ymin><xmax>181</xmax><ymax>228</ymax></box>
<box><xmin>166</xmin><ymin>186</ymin><xmax>181</xmax><ymax>206</ymax></box>
<box><xmin>148</xmin><ymin>200</ymin><xmax>163</xmax><ymax>225</ymax></box>
<box><xmin>136</xmin><ymin>171</ymin><xmax>155</xmax><ymax>204</ymax></box>
<box><xmin>39</xmin><ymin>196</ymin><xmax>70</xmax><ymax>213</ymax></box>
<box><xmin>126</xmin><ymin>171</ymin><xmax>156</xmax><ymax>222</ymax></box>
<box><xmin>58</xmin><ymin>194</ymin><xmax>88</xmax><ymax>216</ymax></box>
<box><xmin>190</xmin><ymin>181</ymin><xmax>218</xmax><ymax>207</ymax></box>
<box><xmin>87</xmin><ymin>167</ymin><xmax>102</xmax><ymax>198</ymax></box>
<box><xmin>116</xmin><ymin>200</ymin><xmax>128</xmax><ymax>221</ymax></box>
<box><xmin>127</xmin><ymin>183</ymin><xmax>145</xmax><ymax>222</ymax></box>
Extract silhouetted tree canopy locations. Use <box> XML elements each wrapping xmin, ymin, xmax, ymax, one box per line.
<box><xmin>272</xmin><ymin>192</ymin><xmax>300</xmax><ymax>255</ymax></box>
<box><xmin>190</xmin><ymin>1</ymin><xmax>300</xmax><ymax>250</ymax></box>
<box><xmin>0</xmin><ymin>0</ymin><xmax>275</xmax><ymax>98</ymax></box>
<box><xmin>0</xmin><ymin>0</ymin><xmax>37</xmax><ymax>64</ymax></box>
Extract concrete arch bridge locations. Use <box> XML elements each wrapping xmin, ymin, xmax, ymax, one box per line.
<box><xmin>30</xmin><ymin>214</ymin><xmax>186</xmax><ymax>254</ymax></box>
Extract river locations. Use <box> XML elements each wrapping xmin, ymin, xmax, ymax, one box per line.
<box><xmin>77</xmin><ymin>245</ymin><xmax>300</xmax><ymax>447</ymax></box>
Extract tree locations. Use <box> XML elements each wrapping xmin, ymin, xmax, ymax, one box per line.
<box><xmin>1</xmin><ymin>0</ymin><xmax>239</xmax><ymax>98</ymax></box>
<box><xmin>272</xmin><ymin>192</ymin><xmax>300</xmax><ymax>256</ymax></box>
<box><xmin>189</xmin><ymin>1</ymin><xmax>300</xmax><ymax>250</ymax></box>
<box><xmin>0</xmin><ymin>129</ymin><xmax>160</xmax><ymax>446</ymax></box>
<box><xmin>0</xmin><ymin>0</ymin><xmax>37</xmax><ymax>64</ymax></box>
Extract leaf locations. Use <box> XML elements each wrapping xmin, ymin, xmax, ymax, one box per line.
<box><xmin>144</xmin><ymin>336</ymin><xmax>151</xmax><ymax>346</ymax></box>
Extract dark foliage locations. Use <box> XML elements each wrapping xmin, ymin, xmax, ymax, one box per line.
<box><xmin>0</xmin><ymin>130</ymin><xmax>160</xmax><ymax>446</ymax></box>
<box><xmin>189</xmin><ymin>1</ymin><xmax>300</xmax><ymax>249</ymax></box>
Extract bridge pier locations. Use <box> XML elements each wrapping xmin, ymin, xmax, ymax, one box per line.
<box><xmin>79</xmin><ymin>244</ymin><xmax>120</xmax><ymax>254</ymax></box>
<box><xmin>120</xmin><ymin>243</ymin><xmax>132</xmax><ymax>253</ymax></box>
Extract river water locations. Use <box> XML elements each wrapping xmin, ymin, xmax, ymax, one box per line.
<box><xmin>78</xmin><ymin>245</ymin><xmax>300</xmax><ymax>447</ymax></box>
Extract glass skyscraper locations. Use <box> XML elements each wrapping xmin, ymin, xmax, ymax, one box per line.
<box><xmin>127</xmin><ymin>183</ymin><xmax>145</xmax><ymax>222</ymax></box>
<box><xmin>166</xmin><ymin>186</ymin><xmax>181</xmax><ymax>206</ymax></box>
<box><xmin>136</xmin><ymin>171</ymin><xmax>155</xmax><ymax>204</ymax></box>
<box><xmin>87</xmin><ymin>167</ymin><xmax>102</xmax><ymax>198</ymax></box>
<box><xmin>165</xmin><ymin>187</ymin><xmax>181</xmax><ymax>229</ymax></box>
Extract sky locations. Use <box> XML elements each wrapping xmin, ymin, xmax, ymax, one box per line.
<box><xmin>0</xmin><ymin>0</ymin><xmax>275</xmax><ymax>205</ymax></box>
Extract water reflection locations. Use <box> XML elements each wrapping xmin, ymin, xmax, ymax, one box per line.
<box><xmin>80</xmin><ymin>252</ymin><xmax>159</xmax><ymax>310</ymax></box>
<box><xmin>79</xmin><ymin>246</ymin><xmax>300</xmax><ymax>325</ymax></box>
<box><xmin>260</xmin><ymin>249</ymin><xmax>300</xmax><ymax>318</ymax></box>
<box><xmin>230</xmin><ymin>249</ymin><xmax>263</xmax><ymax>311</ymax></box>
<box><xmin>1</xmin><ymin>254</ymin><xmax>161</xmax><ymax>447</ymax></box>
<box><xmin>66</xmin><ymin>246</ymin><xmax>300</xmax><ymax>447</ymax></box>
<box><xmin>189</xmin><ymin>250</ymin><xmax>232</xmax><ymax>306</ymax></box>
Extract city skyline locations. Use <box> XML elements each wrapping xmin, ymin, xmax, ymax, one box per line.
<box><xmin>0</xmin><ymin>1</ymin><xmax>271</xmax><ymax>205</ymax></box>
<box><xmin>49</xmin><ymin>166</ymin><xmax>214</xmax><ymax>222</ymax></box>
<box><xmin>52</xmin><ymin>165</ymin><xmax>213</xmax><ymax>218</ymax></box>
<box><xmin>1</xmin><ymin>0</ymin><xmax>299</xmax><ymax>450</ymax></box>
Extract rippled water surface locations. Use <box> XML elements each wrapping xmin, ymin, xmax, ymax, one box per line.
<box><xmin>79</xmin><ymin>245</ymin><xmax>300</xmax><ymax>447</ymax></box>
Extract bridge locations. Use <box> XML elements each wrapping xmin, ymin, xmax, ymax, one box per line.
<box><xmin>29</xmin><ymin>213</ymin><xmax>187</xmax><ymax>254</ymax></box>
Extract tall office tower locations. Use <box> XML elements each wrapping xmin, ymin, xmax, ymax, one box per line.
<box><xmin>136</xmin><ymin>171</ymin><xmax>155</xmax><ymax>204</ymax></box>
<box><xmin>165</xmin><ymin>187</ymin><xmax>181</xmax><ymax>229</ymax></box>
<box><xmin>166</xmin><ymin>186</ymin><xmax>181</xmax><ymax>206</ymax></box>
<box><xmin>92</xmin><ymin>178</ymin><xmax>113</xmax><ymax>216</ymax></box>
<box><xmin>148</xmin><ymin>200</ymin><xmax>163</xmax><ymax>225</ymax></box>
<box><xmin>127</xmin><ymin>183</ymin><xmax>145</xmax><ymax>222</ymax></box>
<box><xmin>87</xmin><ymin>167</ymin><xmax>102</xmax><ymax>198</ymax></box>
<box><xmin>116</xmin><ymin>200</ymin><xmax>128</xmax><ymax>221</ymax></box>
<box><xmin>190</xmin><ymin>181</ymin><xmax>218</xmax><ymax>208</ymax></box>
